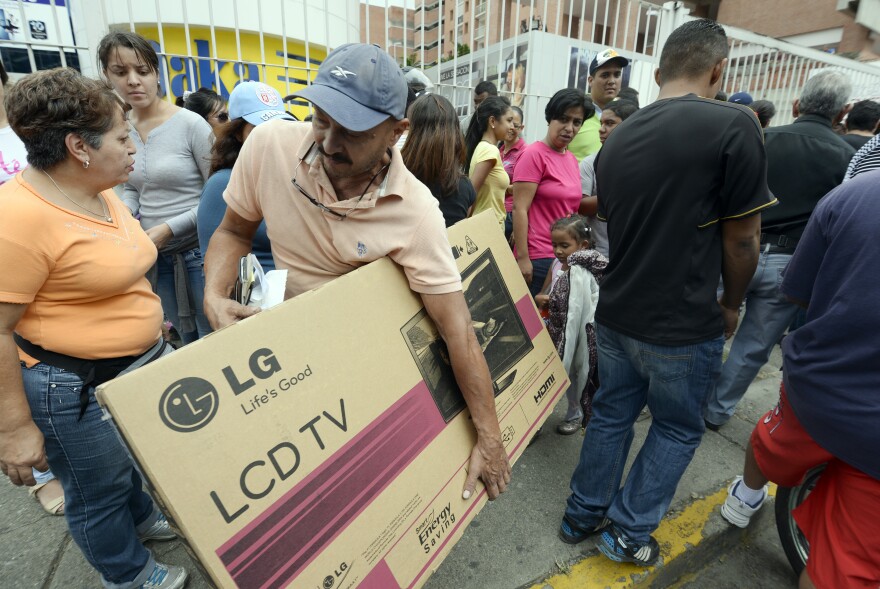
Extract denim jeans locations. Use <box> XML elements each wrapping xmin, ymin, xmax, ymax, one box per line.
<box><xmin>529</xmin><ymin>257</ymin><xmax>554</xmax><ymax>298</ymax></box>
<box><xmin>155</xmin><ymin>246</ymin><xmax>211</xmax><ymax>344</ymax></box>
<box><xmin>504</xmin><ymin>212</ymin><xmax>514</xmax><ymax>242</ymax></box>
<box><xmin>704</xmin><ymin>250</ymin><xmax>798</xmax><ymax>426</ymax></box>
<box><xmin>565</xmin><ymin>325</ymin><xmax>724</xmax><ymax>543</ymax></box>
<box><xmin>22</xmin><ymin>363</ymin><xmax>161</xmax><ymax>588</ymax></box>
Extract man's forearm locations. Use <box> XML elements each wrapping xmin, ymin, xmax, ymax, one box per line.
<box><xmin>720</xmin><ymin>230</ymin><xmax>760</xmax><ymax>309</ymax></box>
<box><xmin>447</xmin><ymin>330</ymin><xmax>502</xmax><ymax>438</ymax></box>
<box><xmin>422</xmin><ymin>293</ymin><xmax>501</xmax><ymax>438</ymax></box>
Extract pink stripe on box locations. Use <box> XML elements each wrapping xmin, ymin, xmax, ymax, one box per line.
<box><xmin>358</xmin><ymin>560</ymin><xmax>399</xmax><ymax>589</ymax></box>
<box><xmin>515</xmin><ymin>295</ymin><xmax>544</xmax><ymax>339</ymax></box>
<box><xmin>216</xmin><ymin>382</ymin><xmax>445</xmax><ymax>589</ymax></box>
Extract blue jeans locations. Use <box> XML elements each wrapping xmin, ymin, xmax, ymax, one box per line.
<box><xmin>155</xmin><ymin>246</ymin><xmax>211</xmax><ymax>344</ymax></box>
<box><xmin>529</xmin><ymin>257</ymin><xmax>554</xmax><ymax>298</ymax></box>
<box><xmin>704</xmin><ymin>250</ymin><xmax>798</xmax><ymax>426</ymax></box>
<box><xmin>22</xmin><ymin>363</ymin><xmax>160</xmax><ymax>588</ymax></box>
<box><xmin>565</xmin><ymin>325</ymin><xmax>724</xmax><ymax>543</ymax></box>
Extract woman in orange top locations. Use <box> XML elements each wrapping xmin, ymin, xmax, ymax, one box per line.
<box><xmin>0</xmin><ymin>69</ymin><xmax>186</xmax><ymax>589</ymax></box>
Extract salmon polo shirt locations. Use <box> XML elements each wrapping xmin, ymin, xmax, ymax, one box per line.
<box><xmin>224</xmin><ymin>121</ymin><xmax>462</xmax><ymax>298</ymax></box>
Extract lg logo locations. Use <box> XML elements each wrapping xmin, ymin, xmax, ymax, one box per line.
<box><xmin>159</xmin><ymin>377</ymin><xmax>220</xmax><ymax>433</ymax></box>
<box><xmin>157</xmin><ymin>348</ymin><xmax>283</xmax><ymax>433</ymax></box>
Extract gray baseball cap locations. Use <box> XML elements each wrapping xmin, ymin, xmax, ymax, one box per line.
<box><xmin>293</xmin><ymin>43</ymin><xmax>407</xmax><ymax>132</ymax></box>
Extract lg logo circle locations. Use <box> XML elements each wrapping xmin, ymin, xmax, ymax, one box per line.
<box><xmin>159</xmin><ymin>377</ymin><xmax>220</xmax><ymax>433</ymax></box>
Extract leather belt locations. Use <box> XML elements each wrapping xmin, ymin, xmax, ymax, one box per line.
<box><xmin>760</xmin><ymin>233</ymin><xmax>797</xmax><ymax>255</ymax></box>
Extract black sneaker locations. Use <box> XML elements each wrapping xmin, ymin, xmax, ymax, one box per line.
<box><xmin>597</xmin><ymin>525</ymin><xmax>660</xmax><ymax>566</ymax></box>
<box><xmin>558</xmin><ymin>516</ymin><xmax>608</xmax><ymax>545</ymax></box>
<box><xmin>704</xmin><ymin>419</ymin><xmax>721</xmax><ymax>432</ymax></box>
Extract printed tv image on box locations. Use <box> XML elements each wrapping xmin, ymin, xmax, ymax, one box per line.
<box><xmin>401</xmin><ymin>248</ymin><xmax>533</xmax><ymax>422</ymax></box>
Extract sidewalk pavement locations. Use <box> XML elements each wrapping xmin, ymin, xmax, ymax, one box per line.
<box><xmin>0</xmin><ymin>347</ymin><xmax>785</xmax><ymax>589</ymax></box>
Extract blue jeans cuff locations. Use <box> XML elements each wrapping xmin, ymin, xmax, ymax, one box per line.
<box><xmin>134</xmin><ymin>507</ymin><xmax>162</xmax><ymax>536</ymax></box>
<box><xmin>101</xmin><ymin>552</ymin><xmax>154</xmax><ymax>589</ymax></box>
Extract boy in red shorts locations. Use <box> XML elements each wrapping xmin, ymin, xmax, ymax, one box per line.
<box><xmin>721</xmin><ymin>171</ymin><xmax>880</xmax><ymax>589</ymax></box>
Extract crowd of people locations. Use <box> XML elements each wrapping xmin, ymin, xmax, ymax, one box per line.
<box><xmin>0</xmin><ymin>17</ymin><xmax>877</xmax><ymax>589</ymax></box>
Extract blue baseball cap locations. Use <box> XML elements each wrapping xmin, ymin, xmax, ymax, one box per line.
<box><xmin>229</xmin><ymin>82</ymin><xmax>295</xmax><ymax>126</ymax></box>
<box><xmin>729</xmin><ymin>91</ymin><xmax>754</xmax><ymax>106</ymax></box>
<box><xmin>293</xmin><ymin>43</ymin><xmax>407</xmax><ymax>132</ymax></box>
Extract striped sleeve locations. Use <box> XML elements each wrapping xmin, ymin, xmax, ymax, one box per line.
<box><xmin>844</xmin><ymin>134</ymin><xmax>880</xmax><ymax>181</ymax></box>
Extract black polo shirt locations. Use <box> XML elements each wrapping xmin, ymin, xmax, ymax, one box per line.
<box><xmin>595</xmin><ymin>95</ymin><xmax>775</xmax><ymax>346</ymax></box>
<box><xmin>761</xmin><ymin>114</ymin><xmax>855</xmax><ymax>240</ymax></box>
<box><xmin>842</xmin><ymin>133</ymin><xmax>871</xmax><ymax>150</ymax></box>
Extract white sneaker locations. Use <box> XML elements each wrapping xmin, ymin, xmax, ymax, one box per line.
<box><xmin>140</xmin><ymin>562</ymin><xmax>187</xmax><ymax>589</ymax></box>
<box><xmin>139</xmin><ymin>513</ymin><xmax>177</xmax><ymax>542</ymax></box>
<box><xmin>721</xmin><ymin>476</ymin><xmax>768</xmax><ymax>528</ymax></box>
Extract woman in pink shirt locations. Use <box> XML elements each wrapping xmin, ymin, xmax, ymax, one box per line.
<box><xmin>512</xmin><ymin>89</ymin><xmax>593</xmax><ymax>296</ymax></box>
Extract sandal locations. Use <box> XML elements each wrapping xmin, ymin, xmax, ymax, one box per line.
<box><xmin>28</xmin><ymin>480</ymin><xmax>65</xmax><ymax>516</ymax></box>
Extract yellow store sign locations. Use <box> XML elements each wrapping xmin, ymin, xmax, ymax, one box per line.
<box><xmin>135</xmin><ymin>26</ymin><xmax>328</xmax><ymax>120</ymax></box>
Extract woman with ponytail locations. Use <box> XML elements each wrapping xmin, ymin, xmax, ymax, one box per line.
<box><xmin>464</xmin><ymin>95</ymin><xmax>515</xmax><ymax>228</ymax></box>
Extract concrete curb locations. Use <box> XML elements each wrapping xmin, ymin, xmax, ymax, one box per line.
<box><xmin>523</xmin><ymin>485</ymin><xmax>777</xmax><ymax>589</ymax></box>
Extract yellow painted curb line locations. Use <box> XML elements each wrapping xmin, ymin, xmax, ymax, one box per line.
<box><xmin>530</xmin><ymin>483</ymin><xmax>778</xmax><ymax>589</ymax></box>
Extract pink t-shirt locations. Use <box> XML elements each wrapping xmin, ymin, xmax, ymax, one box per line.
<box><xmin>500</xmin><ymin>137</ymin><xmax>527</xmax><ymax>213</ymax></box>
<box><xmin>513</xmin><ymin>141</ymin><xmax>581</xmax><ymax>259</ymax></box>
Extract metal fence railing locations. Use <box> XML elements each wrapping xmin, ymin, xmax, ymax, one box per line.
<box><xmin>708</xmin><ymin>16</ymin><xmax>880</xmax><ymax>125</ymax></box>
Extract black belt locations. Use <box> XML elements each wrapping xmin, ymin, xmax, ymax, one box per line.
<box><xmin>15</xmin><ymin>335</ymin><xmax>168</xmax><ymax>419</ymax></box>
<box><xmin>760</xmin><ymin>233</ymin><xmax>798</xmax><ymax>255</ymax></box>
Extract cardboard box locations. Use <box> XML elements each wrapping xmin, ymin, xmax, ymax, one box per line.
<box><xmin>98</xmin><ymin>212</ymin><xmax>569</xmax><ymax>589</ymax></box>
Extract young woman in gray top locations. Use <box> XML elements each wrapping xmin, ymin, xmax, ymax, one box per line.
<box><xmin>99</xmin><ymin>32</ymin><xmax>213</xmax><ymax>344</ymax></box>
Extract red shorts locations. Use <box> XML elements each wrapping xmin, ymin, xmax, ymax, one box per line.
<box><xmin>751</xmin><ymin>383</ymin><xmax>880</xmax><ymax>589</ymax></box>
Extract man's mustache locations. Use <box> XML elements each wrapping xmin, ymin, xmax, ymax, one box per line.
<box><xmin>317</xmin><ymin>144</ymin><xmax>352</xmax><ymax>165</ymax></box>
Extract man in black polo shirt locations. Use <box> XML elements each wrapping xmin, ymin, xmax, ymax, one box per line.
<box><xmin>559</xmin><ymin>19</ymin><xmax>775</xmax><ymax>567</ymax></box>
<box><xmin>842</xmin><ymin>99</ymin><xmax>880</xmax><ymax>150</ymax></box>
<box><xmin>704</xmin><ymin>71</ymin><xmax>854</xmax><ymax>431</ymax></box>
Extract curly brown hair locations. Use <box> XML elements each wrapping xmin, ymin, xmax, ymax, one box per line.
<box><xmin>5</xmin><ymin>68</ymin><xmax>127</xmax><ymax>170</ymax></box>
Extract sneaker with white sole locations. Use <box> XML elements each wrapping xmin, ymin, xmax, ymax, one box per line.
<box><xmin>140</xmin><ymin>562</ymin><xmax>187</xmax><ymax>589</ymax></box>
<box><xmin>597</xmin><ymin>525</ymin><xmax>660</xmax><ymax>567</ymax></box>
<box><xmin>720</xmin><ymin>476</ymin><xmax>768</xmax><ymax>528</ymax></box>
<box><xmin>139</xmin><ymin>513</ymin><xmax>177</xmax><ymax>542</ymax></box>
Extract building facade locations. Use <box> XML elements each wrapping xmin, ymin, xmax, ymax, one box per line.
<box><xmin>692</xmin><ymin>0</ymin><xmax>880</xmax><ymax>61</ymax></box>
